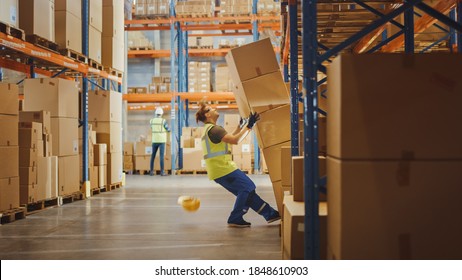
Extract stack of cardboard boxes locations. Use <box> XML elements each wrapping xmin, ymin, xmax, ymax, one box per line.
<box><xmin>19</xmin><ymin>0</ymin><xmax>55</xmax><ymax>42</ymax></box>
<box><xmin>78</xmin><ymin>125</ymin><xmax>97</xmax><ymax>191</ymax></box>
<box><xmin>256</xmin><ymin>0</ymin><xmax>280</xmax><ymax>16</ymax></box>
<box><xmin>220</xmin><ymin>0</ymin><xmax>252</xmax><ymax>16</ymax></box>
<box><xmin>175</xmin><ymin>0</ymin><xmax>215</xmax><ymax>18</ymax></box>
<box><xmin>19</xmin><ymin>111</ymin><xmax>58</xmax><ymax>204</ymax></box>
<box><xmin>326</xmin><ymin>54</ymin><xmax>462</xmax><ymax>260</ymax></box>
<box><xmin>55</xmin><ymin>0</ymin><xmax>82</xmax><ymax>52</ymax></box>
<box><xmin>123</xmin><ymin>142</ymin><xmax>134</xmax><ymax>172</ymax></box>
<box><xmin>181</xmin><ymin>127</ymin><xmax>205</xmax><ymax>171</ymax></box>
<box><xmin>150</xmin><ymin>76</ymin><xmax>171</xmax><ymax>94</ymax></box>
<box><xmin>0</xmin><ymin>84</ymin><xmax>20</xmax><ymax>212</ymax></box>
<box><xmin>134</xmin><ymin>141</ymin><xmax>151</xmax><ymax>171</ymax></box>
<box><xmin>188</xmin><ymin>62</ymin><xmax>211</xmax><ymax>93</ymax></box>
<box><xmin>93</xmin><ymin>143</ymin><xmax>107</xmax><ymax>189</ymax></box>
<box><xmin>102</xmin><ymin>0</ymin><xmax>125</xmax><ymax>71</ymax></box>
<box><xmin>89</xmin><ymin>0</ymin><xmax>103</xmax><ymax>63</ymax></box>
<box><xmin>24</xmin><ymin>78</ymin><xmax>79</xmax><ymax>196</ymax></box>
<box><xmin>89</xmin><ymin>90</ymin><xmax>123</xmax><ymax>187</ymax></box>
<box><xmin>215</xmin><ymin>64</ymin><xmax>232</xmax><ymax>92</ymax></box>
<box><xmin>0</xmin><ymin>0</ymin><xmax>18</xmax><ymax>27</ymax></box>
<box><xmin>135</xmin><ymin>0</ymin><xmax>169</xmax><ymax>17</ymax></box>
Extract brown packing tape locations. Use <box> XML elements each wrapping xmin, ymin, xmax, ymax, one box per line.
<box><xmin>398</xmin><ymin>233</ymin><xmax>412</xmax><ymax>260</ymax></box>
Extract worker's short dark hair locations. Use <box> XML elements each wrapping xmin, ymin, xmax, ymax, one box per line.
<box><xmin>195</xmin><ymin>101</ymin><xmax>208</xmax><ymax>124</ymax></box>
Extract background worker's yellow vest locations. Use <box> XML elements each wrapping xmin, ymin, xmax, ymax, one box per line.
<box><xmin>201</xmin><ymin>123</ymin><xmax>237</xmax><ymax>180</ymax></box>
<box><xmin>150</xmin><ymin>117</ymin><xmax>167</xmax><ymax>143</ymax></box>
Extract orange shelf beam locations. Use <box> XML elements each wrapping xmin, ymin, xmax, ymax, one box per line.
<box><xmin>128</xmin><ymin>47</ymin><xmax>280</xmax><ymax>58</ymax></box>
<box><xmin>123</xmin><ymin>92</ymin><xmax>236</xmax><ymax>103</ymax></box>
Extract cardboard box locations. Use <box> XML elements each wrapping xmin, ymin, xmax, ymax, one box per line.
<box><xmin>0</xmin><ymin>146</ymin><xmax>19</xmax><ymax>179</ymax></box>
<box><xmin>123</xmin><ymin>155</ymin><xmax>133</xmax><ymax>164</ymax></box>
<box><xmin>97</xmin><ymin>165</ymin><xmax>106</xmax><ymax>188</ymax></box>
<box><xmin>280</xmin><ymin>146</ymin><xmax>292</xmax><ymax>187</ymax></box>
<box><xmin>94</xmin><ymin>144</ymin><xmax>108</xmax><ymax>166</ymax></box>
<box><xmin>55</xmin><ymin>0</ymin><xmax>81</xmax><ymax>18</ymax></box>
<box><xmin>134</xmin><ymin>155</ymin><xmax>150</xmax><ymax>171</ymax></box>
<box><xmin>123</xmin><ymin>142</ymin><xmax>134</xmax><ymax>155</ymax></box>
<box><xmin>107</xmin><ymin>152</ymin><xmax>122</xmax><ymax>184</ymax></box>
<box><xmin>36</xmin><ymin>156</ymin><xmax>49</xmax><ymax>201</ymax></box>
<box><xmin>89</xmin><ymin>25</ymin><xmax>102</xmax><ymax>63</ymax></box>
<box><xmin>19</xmin><ymin>111</ymin><xmax>51</xmax><ymax>135</ymax></box>
<box><xmin>262</xmin><ymin>141</ymin><xmax>291</xmax><ymax>183</ymax></box>
<box><xmin>51</xmin><ymin>118</ymin><xmax>79</xmax><ymax>156</ymax></box>
<box><xmin>123</xmin><ymin>161</ymin><xmax>133</xmax><ymax>172</ymax></box>
<box><xmin>88</xmin><ymin>90</ymin><xmax>122</xmax><ymax>122</ymax></box>
<box><xmin>327</xmin><ymin>157</ymin><xmax>462</xmax><ymax>259</ymax></box>
<box><xmin>272</xmin><ymin>180</ymin><xmax>284</xmax><ymax>214</ymax></box>
<box><xmin>254</xmin><ymin>104</ymin><xmax>291</xmax><ymax>148</ymax></box>
<box><xmin>0</xmin><ymin>115</ymin><xmax>18</xmax><ymax>146</ymax></box>
<box><xmin>328</xmin><ymin>54</ymin><xmax>462</xmax><ymax>160</ymax></box>
<box><xmin>282</xmin><ymin>196</ymin><xmax>327</xmax><ymax>260</ymax></box>
<box><xmin>0</xmin><ymin>177</ymin><xmax>20</xmax><ymax>211</ymax></box>
<box><xmin>49</xmin><ymin>156</ymin><xmax>58</xmax><ymax>199</ymax></box>
<box><xmin>153</xmin><ymin>152</ymin><xmax>171</xmax><ymax>171</ymax></box>
<box><xmin>90</xmin><ymin>166</ymin><xmax>98</xmax><ymax>190</ymax></box>
<box><xmin>89</xmin><ymin>0</ymin><xmax>103</xmax><ymax>31</ymax></box>
<box><xmin>102</xmin><ymin>4</ymin><xmax>124</xmax><ymax>38</ymax></box>
<box><xmin>20</xmin><ymin>184</ymin><xmax>36</xmax><ymax>204</ymax></box>
<box><xmin>292</xmin><ymin>156</ymin><xmax>327</xmax><ymax>202</ymax></box>
<box><xmin>0</xmin><ymin>0</ymin><xmax>18</xmax><ymax>27</ymax></box>
<box><xmin>19</xmin><ymin>0</ymin><xmax>55</xmax><ymax>41</ymax></box>
<box><xmin>225</xmin><ymin>38</ymin><xmax>279</xmax><ymax>82</ymax></box>
<box><xmin>54</xmin><ymin>11</ymin><xmax>82</xmax><ymax>52</ymax></box>
<box><xmin>19</xmin><ymin>166</ymin><xmax>37</xmax><ymax>185</ymax></box>
<box><xmin>91</xmin><ymin>121</ymin><xmax>122</xmax><ymax>153</ymax></box>
<box><xmin>102</xmin><ymin>36</ymin><xmax>125</xmax><ymax>72</ymax></box>
<box><xmin>235</xmin><ymin>71</ymin><xmax>289</xmax><ymax>114</ymax></box>
<box><xmin>58</xmin><ymin>155</ymin><xmax>80</xmax><ymax>196</ymax></box>
<box><xmin>0</xmin><ymin>83</ymin><xmax>19</xmax><ymax>115</ymax></box>
<box><xmin>19</xmin><ymin>148</ymin><xmax>37</xmax><ymax>167</ymax></box>
<box><xmin>135</xmin><ymin>141</ymin><xmax>152</xmax><ymax>156</ymax></box>
<box><xmin>182</xmin><ymin>147</ymin><xmax>205</xmax><ymax>171</ymax></box>
<box><xmin>23</xmin><ymin>78</ymin><xmax>79</xmax><ymax>118</ymax></box>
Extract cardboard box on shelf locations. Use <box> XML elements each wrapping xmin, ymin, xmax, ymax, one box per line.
<box><xmin>282</xmin><ymin>196</ymin><xmax>327</xmax><ymax>260</ymax></box>
<box><xmin>0</xmin><ymin>0</ymin><xmax>18</xmax><ymax>27</ymax></box>
<box><xmin>55</xmin><ymin>0</ymin><xmax>82</xmax><ymax>18</ymax></box>
<box><xmin>262</xmin><ymin>141</ymin><xmax>290</xmax><ymax>183</ymax></box>
<box><xmin>102</xmin><ymin>3</ymin><xmax>124</xmax><ymax>38</ymax></box>
<box><xmin>89</xmin><ymin>25</ymin><xmax>102</xmax><ymax>63</ymax></box>
<box><xmin>94</xmin><ymin>125</ymin><xmax>122</xmax><ymax>153</ymax></box>
<box><xmin>19</xmin><ymin>111</ymin><xmax>51</xmax><ymax>135</ymax></box>
<box><xmin>280</xmin><ymin>146</ymin><xmax>292</xmax><ymax>187</ymax></box>
<box><xmin>49</xmin><ymin>156</ymin><xmax>58</xmax><ymax>199</ymax></box>
<box><xmin>36</xmin><ymin>156</ymin><xmax>50</xmax><ymax>201</ymax></box>
<box><xmin>58</xmin><ymin>155</ymin><xmax>80</xmax><ymax>196</ymax></box>
<box><xmin>271</xmin><ymin>180</ymin><xmax>283</xmax><ymax>214</ymax></box>
<box><xmin>94</xmin><ymin>144</ymin><xmax>108</xmax><ymax>166</ymax></box>
<box><xmin>88</xmin><ymin>90</ymin><xmax>122</xmax><ymax>123</ymax></box>
<box><xmin>0</xmin><ymin>115</ymin><xmax>18</xmax><ymax>146</ymax></box>
<box><xmin>54</xmin><ymin>10</ymin><xmax>82</xmax><ymax>52</ymax></box>
<box><xmin>19</xmin><ymin>166</ymin><xmax>37</xmax><ymax>186</ymax></box>
<box><xmin>134</xmin><ymin>155</ymin><xmax>150</xmax><ymax>171</ymax></box>
<box><xmin>123</xmin><ymin>142</ymin><xmax>134</xmax><ymax>156</ymax></box>
<box><xmin>23</xmin><ymin>78</ymin><xmax>79</xmax><ymax>118</ymax></box>
<box><xmin>0</xmin><ymin>83</ymin><xmax>19</xmax><ymax>116</ymax></box>
<box><xmin>292</xmin><ymin>156</ymin><xmax>326</xmax><ymax>202</ymax></box>
<box><xmin>90</xmin><ymin>166</ymin><xmax>98</xmax><ymax>190</ymax></box>
<box><xmin>97</xmin><ymin>165</ymin><xmax>106</xmax><ymax>188</ymax></box>
<box><xmin>102</xmin><ymin>31</ymin><xmax>125</xmax><ymax>72</ymax></box>
<box><xmin>0</xmin><ymin>177</ymin><xmax>20</xmax><ymax>211</ymax></box>
<box><xmin>254</xmin><ymin>104</ymin><xmax>291</xmax><ymax>148</ymax></box>
<box><xmin>328</xmin><ymin>54</ymin><xmax>462</xmax><ymax>160</ymax></box>
<box><xmin>327</xmin><ymin>157</ymin><xmax>462</xmax><ymax>260</ymax></box>
<box><xmin>19</xmin><ymin>148</ymin><xmax>37</xmax><ymax>168</ymax></box>
<box><xmin>107</xmin><ymin>152</ymin><xmax>122</xmax><ymax>184</ymax></box>
<box><xmin>135</xmin><ymin>141</ymin><xmax>152</xmax><ymax>156</ymax></box>
<box><xmin>51</xmin><ymin>118</ymin><xmax>79</xmax><ymax>156</ymax></box>
<box><xmin>19</xmin><ymin>0</ymin><xmax>55</xmax><ymax>42</ymax></box>
<box><xmin>89</xmin><ymin>0</ymin><xmax>103</xmax><ymax>31</ymax></box>
<box><xmin>0</xmin><ymin>146</ymin><xmax>19</xmax><ymax>179</ymax></box>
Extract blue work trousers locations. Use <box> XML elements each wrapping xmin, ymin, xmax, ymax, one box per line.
<box><xmin>214</xmin><ymin>169</ymin><xmax>276</xmax><ymax>223</ymax></box>
<box><xmin>149</xmin><ymin>142</ymin><xmax>165</xmax><ymax>172</ymax></box>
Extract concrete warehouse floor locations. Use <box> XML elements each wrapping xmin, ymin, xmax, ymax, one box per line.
<box><xmin>0</xmin><ymin>174</ymin><xmax>281</xmax><ymax>260</ymax></box>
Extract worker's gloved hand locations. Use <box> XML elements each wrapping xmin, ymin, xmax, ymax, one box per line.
<box><xmin>239</xmin><ymin>117</ymin><xmax>248</xmax><ymax>129</ymax></box>
<box><xmin>247</xmin><ymin>112</ymin><xmax>260</xmax><ymax>129</ymax></box>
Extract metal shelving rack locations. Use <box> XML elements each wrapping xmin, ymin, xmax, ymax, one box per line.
<box><xmin>125</xmin><ymin>0</ymin><xmax>281</xmax><ymax>173</ymax></box>
<box><xmin>283</xmin><ymin>0</ymin><xmax>462</xmax><ymax>259</ymax></box>
<box><xmin>0</xmin><ymin>0</ymin><xmax>123</xmax><ymax>187</ymax></box>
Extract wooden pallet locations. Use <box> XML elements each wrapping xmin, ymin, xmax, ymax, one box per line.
<box><xmin>104</xmin><ymin>67</ymin><xmax>123</xmax><ymax>78</ymax></box>
<box><xmin>59</xmin><ymin>48</ymin><xmax>88</xmax><ymax>64</ymax></box>
<box><xmin>107</xmin><ymin>182</ymin><xmax>122</xmax><ymax>191</ymax></box>
<box><xmin>25</xmin><ymin>34</ymin><xmax>59</xmax><ymax>52</ymax></box>
<box><xmin>0</xmin><ymin>21</ymin><xmax>25</xmax><ymax>40</ymax></box>
<box><xmin>123</xmin><ymin>169</ymin><xmax>134</xmax><ymax>175</ymax></box>
<box><xmin>91</xmin><ymin>188</ymin><xmax>102</xmax><ymax>196</ymax></box>
<box><xmin>88</xmin><ymin>58</ymin><xmax>103</xmax><ymax>71</ymax></box>
<box><xmin>136</xmin><ymin>170</ymin><xmax>150</xmax><ymax>175</ymax></box>
<box><xmin>132</xmin><ymin>14</ymin><xmax>169</xmax><ymax>20</ymax></box>
<box><xmin>22</xmin><ymin>197</ymin><xmax>59</xmax><ymax>215</ymax></box>
<box><xmin>176</xmin><ymin>170</ymin><xmax>208</xmax><ymax>175</ymax></box>
<box><xmin>128</xmin><ymin>46</ymin><xmax>153</xmax><ymax>51</ymax></box>
<box><xmin>0</xmin><ymin>207</ymin><xmax>26</xmax><ymax>225</ymax></box>
<box><xmin>59</xmin><ymin>191</ymin><xmax>84</xmax><ymax>205</ymax></box>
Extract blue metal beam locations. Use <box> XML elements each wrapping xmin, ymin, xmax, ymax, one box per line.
<box><xmin>170</xmin><ymin>0</ymin><xmax>177</xmax><ymax>173</ymax></box>
<box><xmin>319</xmin><ymin>0</ymin><xmax>422</xmax><ymax>63</ymax></box>
<box><xmin>302</xmin><ymin>0</ymin><xmax>320</xmax><ymax>260</ymax></box>
<box><xmin>351</xmin><ymin>0</ymin><xmax>404</xmax><ymax>29</ymax></box>
<box><xmin>449</xmin><ymin>9</ymin><xmax>456</xmax><ymax>52</ymax></box>
<box><xmin>88</xmin><ymin>78</ymin><xmax>106</xmax><ymax>90</ymax></box>
<box><xmin>289</xmin><ymin>0</ymin><xmax>299</xmax><ymax>157</ymax></box>
<box><xmin>253</xmin><ymin>0</ymin><xmax>260</xmax><ymax>172</ymax></box>
<box><xmin>177</xmin><ymin>96</ymin><xmax>183</xmax><ymax>170</ymax></box>
<box><xmin>420</xmin><ymin>33</ymin><xmax>450</xmax><ymax>53</ymax></box>
<box><xmin>415</xmin><ymin>2</ymin><xmax>462</xmax><ymax>32</ymax></box>
<box><xmin>404</xmin><ymin>5</ymin><xmax>415</xmax><ymax>53</ymax></box>
<box><xmin>458</xmin><ymin>1</ymin><xmax>462</xmax><ymax>53</ymax></box>
<box><xmin>367</xmin><ymin>29</ymin><xmax>404</xmax><ymax>53</ymax></box>
<box><xmin>82</xmin><ymin>0</ymin><xmax>89</xmax><ymax>184</ymax></box>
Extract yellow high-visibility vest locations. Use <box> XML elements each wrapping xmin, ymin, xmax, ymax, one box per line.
<box><xmin>150</xmin><ymin>117</ymin><xmax>167</xmax><ymax>143</ymax></box>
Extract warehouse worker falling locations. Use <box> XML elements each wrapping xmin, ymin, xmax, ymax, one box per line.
<box><xmin>196</xmin><ymin>102</ymin><xmax>280</xmax><ymax>227</ymax></box>
<box><xmin>150</xmin><ymin>107</ymin><xmax>170</xmax><ymax>176</ymax></box>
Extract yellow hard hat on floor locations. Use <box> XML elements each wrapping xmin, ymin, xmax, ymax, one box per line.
<box><xmin>177</xmin><ymin>196</ymin><xmax>200</xmax><ymax>212</ymax></box>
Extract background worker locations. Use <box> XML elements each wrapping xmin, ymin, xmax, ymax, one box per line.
<box><xmin>195</xmin><ymin>103</ymin><xmax>280</xmax><ymax>228</ymax></box>
<box><xmin>149</xmin><ymin>107</ymin><xmax>170</xmax><ymax>176</ymax></box>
